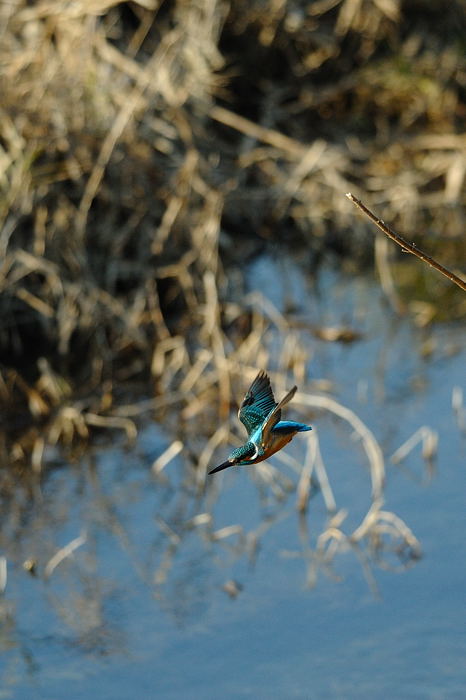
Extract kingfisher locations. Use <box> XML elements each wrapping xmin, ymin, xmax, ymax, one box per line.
<box><xmin>208</xmin><ymin>370</ymin><xmax>312</xmax><ymax>475</ymax></box>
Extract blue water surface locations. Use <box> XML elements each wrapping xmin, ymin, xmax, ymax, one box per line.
<box><xmin>0</xmin><ymin>259</ymin><xmax>465</xmax><ymax>700</ymax></box>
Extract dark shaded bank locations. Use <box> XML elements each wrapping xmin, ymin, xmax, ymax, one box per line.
<box><xmin>1</xmin><ymin>0</ymin><xmax>465</xmax><ymax>464</ymax></box>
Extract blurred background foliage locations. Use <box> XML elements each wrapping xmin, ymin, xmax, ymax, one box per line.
<box><xmin>0</xmin><ymin>0</ymin><xmax>465</xmax><ymax>466</ymax></box>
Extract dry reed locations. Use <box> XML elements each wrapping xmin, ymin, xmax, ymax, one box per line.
<box><xmin>1</xmin><ymin>0</ymin><xmax>465</xmax><ymax>463</ymax></box>
<box><xmin>0</xmin><ymin>0</ymin><xmax>463</xmax><ymax>590</ymax></box>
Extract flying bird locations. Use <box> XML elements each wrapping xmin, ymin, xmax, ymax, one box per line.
<box><xmin>208</xmin><ymin>370</ymin><xmax>312</xmax><ymax>475</ymax></box>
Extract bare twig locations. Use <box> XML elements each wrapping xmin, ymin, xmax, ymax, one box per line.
<box><xmin>210</xmin><ymin>105</ymin><xmax>304</xmax><ymax>157</ymax></box>
<box><xmin>152</xmin><ymin>440</ymin><xmax>184</xmax><ymax>474</ymax></box>
<box><xmin>44</xmin><ymin>533</ymin><xmax>87</xmax><ymax>579</ymax></box>
<box><xmin>346</xmin><ymin>193</ymin><xmax>466</xmax><ymax>292</ymax></box>
<box><xmin>0</xmin><ymin>557</ymin><xmax>7</xmax><ymax>594</ymax></box>
<box><xmin>296</xmin><ymin>392</ymin><xmax>385</xmax><ymax>499</ymax></box>
<box><xmin>390</xmin><ymin>426</ymin><xmax>438</xmax><ymax>465</ymax></box>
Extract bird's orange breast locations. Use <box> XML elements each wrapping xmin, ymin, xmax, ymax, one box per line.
<box><xmin>252</xmin><ymin>431</ymin><xmax>295</xmax><ymax>464</ymax></box>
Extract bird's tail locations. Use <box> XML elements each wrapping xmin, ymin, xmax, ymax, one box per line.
<box><xmin>273</xmin><ymin>420</ymin><xmax>312</xmax><ymax>434</ymax></box>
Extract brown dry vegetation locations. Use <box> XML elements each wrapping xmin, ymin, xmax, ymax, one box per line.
<box><xmin>1</xmin><ymin>0</ymin><xmax>465</xmax><ymax>592</ymax></box>
<box><xmin>0</xmin><ymin>0</ymin><xmax>465</xmax><ymax>471</ymax></box>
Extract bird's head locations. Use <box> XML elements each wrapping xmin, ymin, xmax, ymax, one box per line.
<box><xmin>208</xmin><ymin>442</ymin><xmax>257</xmax><ymax>475</ymax></box>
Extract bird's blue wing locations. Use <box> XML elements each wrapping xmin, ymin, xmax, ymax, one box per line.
<box><xmin>260</xmin><ymin>384</ymin><xmax>297</xmax><ymax>448</ymax></box>
<box><xmin>238</xmin><ymin>370</ymin><xmax>277</xmax><ymax>437</ymax></box>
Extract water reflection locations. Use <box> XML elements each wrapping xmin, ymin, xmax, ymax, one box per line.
<box><xmin>0</xmin><ymin>260</ymin><xmax>465</xmax><ymax>698</ymax></box>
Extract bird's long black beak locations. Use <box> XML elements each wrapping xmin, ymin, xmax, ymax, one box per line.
<box><xmin>208</xmin><ymin>460</ymin><xmax>234</xmax><ymax>475</ymax></box>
